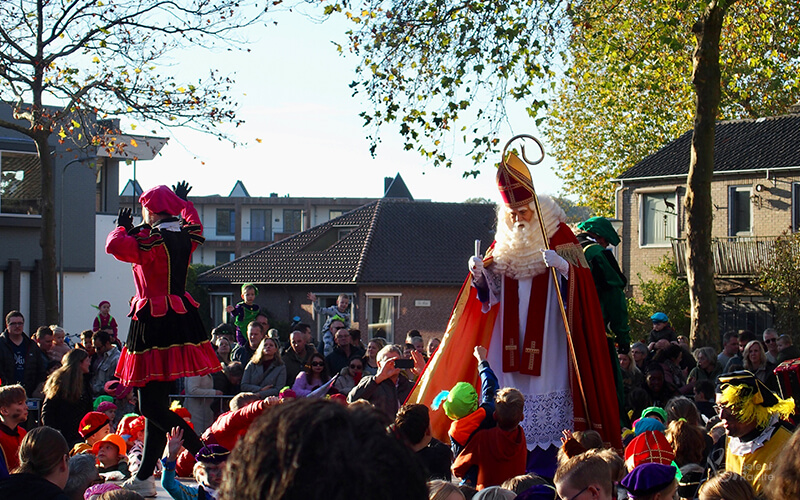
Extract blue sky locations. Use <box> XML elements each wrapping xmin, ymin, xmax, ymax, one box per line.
<box><xmin>119</xmin><ymin>7</ymin><xmax>564</xmax><ymax>204</ymax></box>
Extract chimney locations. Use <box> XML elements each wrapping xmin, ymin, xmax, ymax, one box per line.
<box><xmin>384</xmin><ymin>177</ymin><xmax>394</xmax><ymax>194</ymax></box>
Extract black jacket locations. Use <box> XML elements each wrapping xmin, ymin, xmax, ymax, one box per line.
<box><xmin>0</xmin><ymin>331</ymin><xmax>48</xmax><ymax>396</ymax></box>
<box><xmin>0</xmin><ymin>473</ymin><xmax>70</xmax><ymax>500</ymax></box>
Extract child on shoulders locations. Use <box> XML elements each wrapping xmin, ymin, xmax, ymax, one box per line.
<box><xmin>226</xmin><ymin>284</ymin><xmax>261</xmax><ymax>347</ymax></box>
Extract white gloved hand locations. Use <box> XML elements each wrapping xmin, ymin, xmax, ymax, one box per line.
<box><xmin>468</xmin><ymin>256</ymin><xmax>484</xmax><ymax>276</ymax></box>
<box><xmin>541</xmin><ymin>249</ymin><xmax>569</xmax><ymax>276</ymax></box>
<box><xmin>468</xmin><ymin>256</ymin><xmax>485</xmax><ymax>284</ymax></box>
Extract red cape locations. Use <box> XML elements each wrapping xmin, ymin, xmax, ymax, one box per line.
<box><xmin>408</xmin><ymin>224</ymin><xmax>622</xmax><ymax>451</ymax></box>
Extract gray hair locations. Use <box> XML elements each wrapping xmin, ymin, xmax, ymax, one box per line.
<box><xmin>377</xmin><ymin>344</ymin><xmax>403</xmax><ymax>364</ymax></box>
<box><xmin>631</xmin><ymin>342</ymin><xmax>648</xmax><ymax>355</ymax></box>
<box><xmin>692</xmin><ymin>346</ymin><xmax>717</xmax><ymax>367</ymax></box>
<box><xmin>64</xmin><ymin>453</ymin><xmax>99</xmax><ymax>498</ymax></box>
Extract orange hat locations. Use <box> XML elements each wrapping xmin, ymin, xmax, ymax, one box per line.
<box><xmin>92</xmin><ymin>433</ymin><xmax>128</xmax><ymax>457</ymax></box>
<box><xmin>496</xmin><ymin>152</ymin><xmax>535</xmax><ymax>208</ymax></box>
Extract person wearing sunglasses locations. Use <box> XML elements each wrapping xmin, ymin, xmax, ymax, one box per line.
<box><xmin>762</xmin><ymin>328</ymin><xmax>779</xmax><ymax>365</ymax></box>
<box><xmin>333</xmin><ymin>354</ymin><xmax>364</xmax><ymax>396</ymax></box>
<box><xmin>292</xmin><ymin>352</ymin><xmax>330</xmax><ymax>397</ymax></box>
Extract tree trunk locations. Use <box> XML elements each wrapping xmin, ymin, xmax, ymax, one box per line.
<box><xmin>686</xmin><ymin>1</ymin><xmax>733</xmax><ymax>349</ymax></box>
<box><xmin>34</xmin><ymin>131</ymin><xmax>59</xmax><ymax>325</ymax></box>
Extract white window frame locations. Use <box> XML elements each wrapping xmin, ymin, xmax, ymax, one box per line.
<box><xmin>210</xmin><ymin>292</ymin><xmax>235</xmax><ymax>327</ymax></box>
<box><xmin>0</xmin><ymin>150</ymin><xmax>42</xmax><ymax>216</ymax></box>
<box><xmin>637</xmin><ymin>189</ymin><xmax>679</xmax><ymax>248</ymax></box>
<box><xmin>728</xmin><ymin>186</ymin><xmax>753</xmax><ymax>237</ymax></box>
<box><xmin>365</xmin><ymin>293</ymin><xmax>401</xmax><ymax>344</ymax></box>
<box><xmin>792</xmin><ymin>182</ymin><xmax>800</xmax><ymax>233</ymax></box>
<box><xmin>310</xmin><ymin>292</ymin><xmax>355</xmax><ymax>340</ymax></box>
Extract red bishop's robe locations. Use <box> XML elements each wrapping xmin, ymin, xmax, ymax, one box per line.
<box><xmin>408</xmin><ymin>223</ymin><xmax>622</xmax><ymax>451</ymax></box>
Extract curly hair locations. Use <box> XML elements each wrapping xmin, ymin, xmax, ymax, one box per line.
<box><xmin>220</xmin><ymin>398</ymin><xmax>427</xmax><ymax>500</ymax></box>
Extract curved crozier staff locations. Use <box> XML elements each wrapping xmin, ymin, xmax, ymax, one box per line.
<box><xmin>501</xmin><ymin>134</ymin><xmax>593</xmax><ymax>429</ymax></box>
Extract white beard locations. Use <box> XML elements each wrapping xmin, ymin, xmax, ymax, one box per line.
<box><xmin>492</xmin><ymin>196</ymin><xmax>566</xmax><ymax>280</ymax></box>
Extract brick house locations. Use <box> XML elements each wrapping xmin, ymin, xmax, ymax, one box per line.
<box><xmin>614</xmin><ymin>109</ymin><xmax>800</xmax><ymax>330</ymax></box>
<box><xmin>196</xmin><ymin>198</ymin><xmax>497</xmax><ymax>345</ymax></box>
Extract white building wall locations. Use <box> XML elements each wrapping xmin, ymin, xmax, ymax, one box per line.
<box><xmin>61</xmin><ymin>214</ymin><xmax>134</xmax><ymax>341</ymax></box>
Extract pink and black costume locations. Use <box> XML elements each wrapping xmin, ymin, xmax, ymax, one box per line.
<box><xmin>106</xmin><ymin>184</ymin><xmax>220</xmax><ymax>481</ymax></box>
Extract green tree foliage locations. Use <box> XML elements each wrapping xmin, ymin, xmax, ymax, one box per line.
<box><xmin>550</xmin><ymin>195</ymin><xmax>594</xmax><ymax>225</ymax></box>
<box><xmin>324</xmin><ymin>0</ymin><xmax>565</xmax><ymax>170</ymax></box>
<box><xmin>628</xmin><ymin>256</ymin><xmax>690</xmax><ymax>344</ymax></box>
<box><xmin>325</xmin><ymin>0</ymin><xmax>799</xmax><ymax>347</ymax></box>
<box><xmin>0</xmin><ymin>0</ymin><xmax>269</xmax><ymax>322</ymax></box>
<box><xmin>545</xmin><ymin>0</ymin><xmax>800</xmax><ymax>215</ymax></box>
<box><xmin>188</xmin><ymin>264</ymin><xmax>215</xmax><ymax>333</ymax></box>
<box><xmin>758</xmin><ymin>233</ymin><xmax>800</xmax><ymax>336</ymax></box>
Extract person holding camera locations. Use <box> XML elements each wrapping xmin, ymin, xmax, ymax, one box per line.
<box><xmin>347</xmin><ymin>344</ymin><xmax>424</xmax><ymax>423</ymax></box>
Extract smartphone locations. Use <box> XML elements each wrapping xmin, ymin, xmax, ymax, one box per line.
<box><xmin>394</xmin><ymin>358</ymin><xmax>414</xmax><ymax>369</ymax></box>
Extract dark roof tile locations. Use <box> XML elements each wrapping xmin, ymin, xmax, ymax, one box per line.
<box><xmin>197</xmin><ymin>199</ymin><xmax>497</xmax><ymax>286</ymax></box>
<box><xmin>618</xmin><ymin>114</ymin><xmax>800</xmax><ymax>180</ymax></box>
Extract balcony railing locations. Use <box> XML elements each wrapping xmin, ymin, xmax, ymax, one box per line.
<box><xmin>671</xmin><ymin>236</ymin><xmax>779</xmax><ymax>277</ymax></box>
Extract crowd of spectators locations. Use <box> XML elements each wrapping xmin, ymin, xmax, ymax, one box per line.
<box><xmin>4</xmin><ymin>306</ymin><xmax>800</xmax><ymax>500</ymax></box>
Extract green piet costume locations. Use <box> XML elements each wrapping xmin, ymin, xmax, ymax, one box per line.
<box><xmin>576</xmin><ymin>217</ymin><xmax>631</xmax><ymax>425</ymax></box>
<box><xmin>576</xmin><ymin>218</ymin><xmax>630</xmax><ymax>344</ymax></box>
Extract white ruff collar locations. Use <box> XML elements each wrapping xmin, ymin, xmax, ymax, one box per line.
<box><xmin>727</xmin><ymin>416</ymin><xmax>779</xmax><ymax>456</ymax></box>
<box><xmin>155</xmin><ymin>220</ymin><xmax>181</xmax><ymax>232</ymax></box>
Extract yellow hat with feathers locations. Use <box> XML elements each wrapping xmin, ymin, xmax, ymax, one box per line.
<box><xmin>718</xmin><ymin>370</ymin><xmax>794</xmax><ymax>428</ymax></box>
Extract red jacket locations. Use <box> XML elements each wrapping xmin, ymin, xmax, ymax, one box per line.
<box><xmin>452</xmin><ymin>425</ymin><xmax>526</xmax><ymax>490</ymax></box>
<box><xmin>175</xmin><ymin>399</ymin><xmax>268</xmax><ymax>476</ymax></box>
<box><xmin>105</xmin><ymin>201</ymin><xmax>203</xmax><ymax>320</ymax></box>
<box><xmin>0</xmin><ymin>422</ymin><xmax>26</xmax><ymax>473</ymax></box>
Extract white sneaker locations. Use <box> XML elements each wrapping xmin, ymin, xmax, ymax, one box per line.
<box><xmin>122</xmin><ymin>475</ymin><xmax>157</xmax><ymax>497</ymax></box>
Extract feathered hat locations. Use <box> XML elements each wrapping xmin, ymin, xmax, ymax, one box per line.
<box><xmin>717</xmin><ymin>370</ymin><xmax>795</xmax><ymax>428</ymax></box>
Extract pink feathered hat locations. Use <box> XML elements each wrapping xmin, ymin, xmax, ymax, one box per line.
<box><xmin>139</xmin><ymin>185</ymin><xmax>186</xmax><ymax>215</ymax></box>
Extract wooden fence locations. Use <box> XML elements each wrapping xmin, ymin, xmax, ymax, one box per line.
<box><xmin>671</xmin><ymin>236</ymin><xmax>780</xmax><ymax>277</ymax></box>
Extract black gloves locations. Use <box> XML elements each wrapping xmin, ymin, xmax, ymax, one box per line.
<box><xmin>172</xmin><ymin>181</ymin><xmax>192</xmax><ymax>201</ymax></box>
<box><xmin>117</xmin><ymin>207</ymin><xmax>133</xmax><ymax>231</ymax></box>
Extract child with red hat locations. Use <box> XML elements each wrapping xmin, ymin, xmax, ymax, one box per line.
<box><xmin>72</xmin><ymin>411</ymin><xmax>112</xmax><ymax>456</ymax></box>
<box><xmin>106</xmin><ymin>182</ymin><xmax>220</xmax><ymax>497</ymax></box>
<box><xmin>92</xmin><ymin>300</ymin><xmax>118</xmax><ymax>339</ymax></box>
